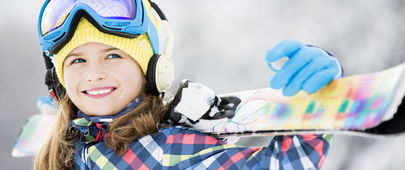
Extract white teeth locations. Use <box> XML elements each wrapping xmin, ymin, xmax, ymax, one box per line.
<box><xmin>86</xmin><ymin>88</ymin><xmax>113</xmax><ymax>95</ymax></box>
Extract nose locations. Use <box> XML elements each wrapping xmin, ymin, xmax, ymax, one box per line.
<box><xmin>86</xmin><ymin>64</ymin><xmax>106</xmax><ymax>82</ymax></box>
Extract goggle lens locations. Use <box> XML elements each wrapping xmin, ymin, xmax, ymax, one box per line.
<box><xmin>41</xmin><ymin>0</ymin><xmax>136</xmax><ymax>35</ymax></box>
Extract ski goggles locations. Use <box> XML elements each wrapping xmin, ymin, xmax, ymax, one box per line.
<box><xmin>38</xmin><ymin>0</ymin><xmax>160</xmax><ymax>56</ymax></box>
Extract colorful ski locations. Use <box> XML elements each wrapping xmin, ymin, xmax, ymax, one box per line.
<box><xmin>182</xmin><ymin>63</ymin><xmax>405</xmax><ymax>137</ymax></box>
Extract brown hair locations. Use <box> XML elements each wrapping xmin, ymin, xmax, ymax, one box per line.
<box><xmin>34</xmin><ymin>90</ymin><xmax>169</xmax><ymax>169</ymax></box>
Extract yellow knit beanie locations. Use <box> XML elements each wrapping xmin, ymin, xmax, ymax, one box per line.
<box><xmin>53</xmin><ymin>0</ymin><xmax>160</xmax><ymax>87</ymax></box>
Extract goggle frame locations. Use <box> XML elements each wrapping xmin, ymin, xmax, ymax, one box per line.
<box><xmin>38</xmin><ymin>0</ymin><xmax>160</xmax><ymax>56</ymax></box>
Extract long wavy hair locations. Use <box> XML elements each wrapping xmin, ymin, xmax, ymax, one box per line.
<box><xmin>34</xmin><ymin>88</ymin><xmax>170</xmax><ymax>170</ymax></box>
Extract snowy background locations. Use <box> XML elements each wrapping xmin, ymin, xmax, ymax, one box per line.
<box><xmin>1</xmin><ymin>0</ymin><xmax>405</xmax><ymax>169</ymax></box>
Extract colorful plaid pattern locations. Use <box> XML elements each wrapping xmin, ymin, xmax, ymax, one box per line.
<box><xmin>74</xmin><ymin>126</ymin><xmax>331</xmax><ymax>169</ymax></box>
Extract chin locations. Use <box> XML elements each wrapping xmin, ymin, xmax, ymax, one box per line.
<box><xmin>82</xmin><ymin>107</ymin><xmax>116</xmax><ymax>117</ymax></box>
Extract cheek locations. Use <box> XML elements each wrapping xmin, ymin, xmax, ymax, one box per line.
<box><xmin>119</xmin><ymin>71</ymin><xmax>144</xmax><ymax>89</ymax></box>
<box><xmin>63</xmin><ymin>70</ymin><xmax>81</xmax><ymax>96</ymax></box>
<box><xmin>114</xmin><ymin>64</ymin><xmax>145</xmax><ymax>92</ymax></box>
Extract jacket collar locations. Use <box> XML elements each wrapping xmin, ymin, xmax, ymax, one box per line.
<box><xmin>71</xmin><ymin>97</ymin><xmax>142</xmax><ymax>144</ymax></box>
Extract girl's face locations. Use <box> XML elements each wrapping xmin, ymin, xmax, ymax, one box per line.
<box><xmin>63</xmin><ymin>42</ymin><xmax>145</xmax><ymax>116</ymax></box>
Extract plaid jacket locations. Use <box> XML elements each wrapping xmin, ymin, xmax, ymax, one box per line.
<box><xmin>73</xmin><ymin>118</ymin><xmax>332</xmax><ymax>170</ymax></box>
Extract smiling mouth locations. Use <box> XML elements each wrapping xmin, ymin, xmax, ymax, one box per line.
<box><xmin>82</xmin><ymin>87</ymin><xmax>117</xmax><ymax>98</ymax></box>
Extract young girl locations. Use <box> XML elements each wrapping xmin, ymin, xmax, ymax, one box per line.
<box><xmin>35</xmin><ymin>0</ymin><xmax>342</xmax><ymax>169</ymax></box>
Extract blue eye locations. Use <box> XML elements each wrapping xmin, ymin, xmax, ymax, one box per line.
<box><xmin>72</xmin><ymin>58</ymin><xmax>86</xmax><ymax>64</ymax></box>
<box><xmin>107</xmin><ymin>54</ymin><xmax>121</xmax><ymax>59</ymax></box>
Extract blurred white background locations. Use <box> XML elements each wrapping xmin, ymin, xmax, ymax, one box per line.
<box><xmin>1</xmin><ymin>0</ymin><xmax>404</xmax><ymax>169</ymax></box>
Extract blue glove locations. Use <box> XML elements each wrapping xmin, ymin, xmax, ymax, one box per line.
<box><xmin>265</xmin><ymin>40</ymin><xmax>343</xmax><ymax>96</ymax></box>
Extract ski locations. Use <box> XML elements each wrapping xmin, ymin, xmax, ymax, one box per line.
<box><xmin>170</xmin><ymin>63</ymin><xmax>405</xmax><ymax>138</ymax></box>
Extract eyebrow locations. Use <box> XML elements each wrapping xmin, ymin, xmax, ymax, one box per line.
<box><xmin>103</xmin><ymin>47</ymin><xmax>120</xmax><ymax>52</ymax></box>
<box><xmin>66</xmin><ymin>52</ymin><xmax>83</xmax><ymax>60</ymax></box>
<box><xmin>66</xmin><ymin>47</ymin><xmax>120</xmax><ymax>59</ymax></box>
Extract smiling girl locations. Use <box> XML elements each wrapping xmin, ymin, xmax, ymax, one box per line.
<box><xmin>63</xmin><ymin>43</ymin><xmax>146</xmax><ymax>117</ymax></box>
<box><xmin>35</xmin><ymin>0</ymin><xmax>342</xmax><ymax>169</ymax></box>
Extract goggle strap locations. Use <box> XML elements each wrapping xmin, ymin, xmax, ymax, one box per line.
<box><xmin>149</xmin><ymin>0</ymin><xmax>168</xmax><ymax>21</ymax></box>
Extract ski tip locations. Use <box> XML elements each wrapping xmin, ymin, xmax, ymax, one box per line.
<box><xmin>382</xmin><ymin>65</ymin><xmax>405</xmax><ymax>122</ymax></box>
<box><xmin>11</xmin><ymin>148</ymin><xmax>30</xmax><ymax>158</ymax></box>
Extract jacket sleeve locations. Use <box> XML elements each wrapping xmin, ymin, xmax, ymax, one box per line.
<box><xmin>255</xmin><ymin>134</ymin><xmax>333</xmax><ymax>170</ymax></box>
<box><xmin>161</xmin><ymin>126</ymin><xmax>332</xmax><ymax>170</ymax></box>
